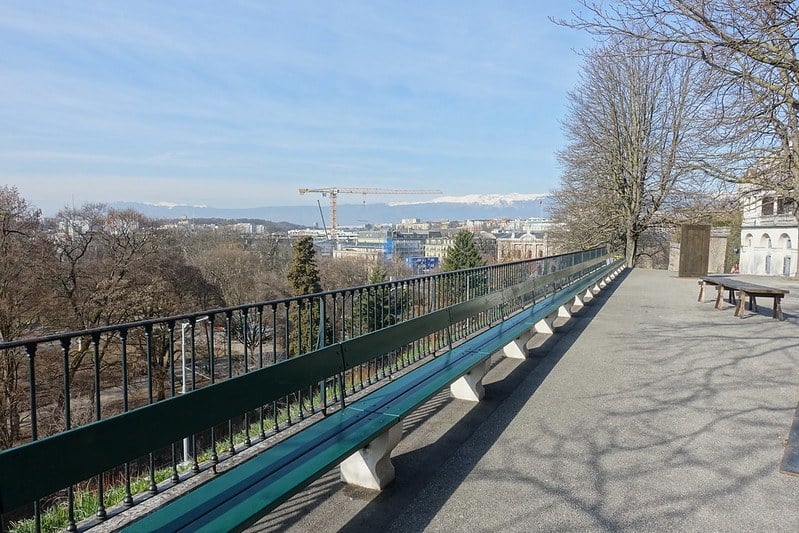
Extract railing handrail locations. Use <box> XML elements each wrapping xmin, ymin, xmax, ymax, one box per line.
<box><xmin>0</xmin><ymin>246</ymin><xmax>611</xmax><ymax>530</ymax></box>
<box><xmin>0</xmin><ymin>247</ymin><xmax>606</xmax><ymax>351</ymax></box>
<box><xmin>0</xmin><ymin>252</ymin><xmax>614</xmax><ymax>513</ymax></box>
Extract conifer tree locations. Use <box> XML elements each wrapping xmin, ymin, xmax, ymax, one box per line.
<box><xmin>287</xmin><ymin>236</ymin><xmax>322</xmax><ymax>355</ymax></box>
<box><xmin>441</xmin><ymin>230</ymin><xmax>487</xmax><ymax>305</ymax></box>
<box><xmin>442</xmin><ymin>230</ymin><xmax>485</xmax><ymax>271</ymax></box>
<box><xmin>356</xmin><ymin>264</ymin><xmax>405</xmax><ymax>332</ymax></box>
<box><xmin>287</xmin><ymin>236</ymin><xmax>321</xmax><ymax>296</ymax></box>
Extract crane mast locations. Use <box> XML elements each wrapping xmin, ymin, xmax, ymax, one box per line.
<box><xmin>298</xmin><ymin>187</ymin><xmax>442</xmax><ymax>238</ymax></box>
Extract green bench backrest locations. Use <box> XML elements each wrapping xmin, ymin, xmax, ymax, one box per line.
<box><xmin>0</xmin><ymin>255</ymin><xmax>615</xmax><ymax>513</ymax></box>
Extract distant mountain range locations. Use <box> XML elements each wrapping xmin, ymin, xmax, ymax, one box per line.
<box><xmin>112</xmin><ymin>193</ymin><xmax>552</xmax><ymax>227</ymax></box>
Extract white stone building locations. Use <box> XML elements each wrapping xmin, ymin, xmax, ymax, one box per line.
<box><xmin>496</xmin><ymin>232</ymin><xmax>550</xmax><ymax>262</ymax></box>
<box><xmin>424</xmin><ymin>237</ymin><xmax>454</xmax><ymax>261</ymax></box>
<box><xmin>739</xmin><ymin>192</ymin><xmax>797</xmax><ymax>276</ymax></box>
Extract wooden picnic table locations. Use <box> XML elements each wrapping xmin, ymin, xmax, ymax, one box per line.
<box><xmin>698</xmin><ymin>276</ymin><xmax>789</xmax><ymax>321</ymax></box>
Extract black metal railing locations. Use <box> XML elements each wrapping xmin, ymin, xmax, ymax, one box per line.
<box><xmin>0</xmin><ymin>247</ymin><xmax>606</xmax><ymax>532</ymax></box>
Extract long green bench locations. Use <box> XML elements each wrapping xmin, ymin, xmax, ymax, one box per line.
<box><xmin>0</xmin><ymin>257</ymin><xmax>624</xmax><ymax>533</ymax></box>
<box><xmin>123</xmin><ymin>258</ymin><xmax>624</xmax><ymax>532</ymax></box>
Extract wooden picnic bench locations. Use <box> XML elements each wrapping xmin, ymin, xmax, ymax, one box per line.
<box><xmin>0</xmin><ymin>258</ymin><xmax>624</xmax><ymax>533</ymax></box>
<box><xmin>698</xmin><ymin>276</ymin><xmax>789</xmax><ymax>321</ymax></box>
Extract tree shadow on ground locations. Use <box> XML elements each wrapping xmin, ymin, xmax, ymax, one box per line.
<box><xmin>388</xmin><ymin>269</ymin><xmax>799</xmax><ymax>531</ymax></box>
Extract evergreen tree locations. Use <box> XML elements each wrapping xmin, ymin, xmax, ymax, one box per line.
<box><xmin>287</xmin><ymin>236</ymin><xmax>321</xmax><ymax>296</ymax></box>
<box><xmin>355</xmin><ymin>264</ymin><xmax>405</xmax><ymax>333</ymax></box>
<box><xmin>287</xmin><ymin>236</ymin><xmax>322</xmax><ymax>355</ymax></box>
<box><xmin>442</xmin><ymin>230</ymin><xmax>485</xmax><ymax>272</ymax></box>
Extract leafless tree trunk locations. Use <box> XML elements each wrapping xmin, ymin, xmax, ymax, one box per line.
<box><xmin>0</xmin><ymin>186</ymin><xmax>50</xmax><ymax>448</ymax></box>
<box><xmin>552</xmin><ymin>38</ymin><xmax>706</xmax><ymax>266</ymax></box>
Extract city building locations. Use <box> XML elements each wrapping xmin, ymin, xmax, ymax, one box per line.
<box><xmin>496</xmin><ymin>232</ymin><xmax>550</xmax><ymax>262</ymax></box>
<box><xmin>332</xmin><ymin>246</ymin><xmax>384</xmax><ymax>263</ymax></box>
<box><xmin>739</xmin><ymin>191</ymin><xmax>797</xmax><ymax>276</ymax></box>
<box><xmin>396</xmin><ymin>218</ymin><xmax>431</xmax><ymax>231</ymax></box>
<box><xmin>424</xmin><ymin>235</ymin><xmax>454</xmax><ymax>261</ymax></box>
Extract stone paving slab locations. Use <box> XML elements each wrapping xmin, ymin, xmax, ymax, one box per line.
<box><xmin>251</xmin><ymin>269</ymin><xmax>799</xmax><ymax>532</ymax></box>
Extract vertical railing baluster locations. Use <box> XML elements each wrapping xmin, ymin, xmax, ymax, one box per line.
<box><xmin>144</xmin><ymin>324</ymin><xmax>157</xmax><ymax>494</ymax></box>
<box><xmin>342</xmin><ymin>291</ymin><xmax>349</xmax><ymax>343</ymax></box>
<box><xmin>24</xmin><ymin>344</ymin><xmax>40</xmax><ymax>533</ymax></box>
<box><xmin>120</xmin><ymin>329</ymin><xmax>133</xmax><ymax>504</ymax></box>
<box><xmin>272</xmin><ymin>303</ymin><xmax>279</xmax><ymax>432</ymax></box>
<box><xmin>61</xmin><ymin>338</ymin><xmax>77</xmax><ymax>532</ymax></box>
<box><xmin>297</xmin><ymin>300</ymin><xmax>305</xmax><ymax>419</ymax></box>
<box><xmin>337</xmin><ymin>292</ymin><xmax>347</xmax><ymax>408</ymax></box>
<box><xmin>225</xmin><ymin>311</ymin><xmax>235</xmax><ymax>455</ymax></box>
<box><xmin>259</xmin><ymin>305</ymin><xmax>267</xmax><ymax>439</ymax></box>
<box><xmin>318</xmin><ymin>297</ymin><xmax>326</xmax><ymax>413</ymax></box>
<box><xmin>353</xmin><ymin>290</ymin><xmax>359</xmax><ymax>391</ymax></box>
<box><xmin>332</xmin><ymin>293</ymin><xmax>340</xmax><ymax>405</ymax></box>
<box><xmin>307</xmin><ymin>298</ymin><xmax>315</xmax><ymax>413</ymax></box>
<box><xmin>208</xmin><ymin>315</ymin><xmax>218</xmax><ymax>465</ymax></box>
<box><xmin>242</xmin><ymin>308</ymin><xmax>251</xmax><ymax>447</ymax></box>
<box><xmin>91</xmin><ymin>332</ymin><xmax>107</xmax><ymax>520</ymax></box>
<box><xmin>410</xmin><ymin>280</ymin><xmax>417</xmax><ymax>362</ymax></box>
<box><xmin>284</xmin><ymin>302</ymin><xmax>291</xmax><ymax>427</ymax></box>
<box><xmin>189</xmin><ymin>318</ymin><xmax>199</xmax><ymax>473</ymax></box>
<box><xmin>382</xmin><ymin>283</ymin><xmax>388</xmax><ymax>330</ymax></box>
<box><xmin>351</xmin><ymin>291</ymin><xmax>358</xmax><ymax>393</ymax></box>
<box><xmin>167</xmin><ymin>321</ymin><xmax>179</xmax><ymax>483</ymax></box>
<box><xmin>331</xmin><ymin>293</ymin><xmax>337</xmax><ymax>343</ymax></box>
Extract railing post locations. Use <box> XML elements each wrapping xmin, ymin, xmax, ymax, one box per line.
<box><xmin>24</xmin><ymin>343</ymin><xmax>40</xmax><ymax>533</ymax></box>
<box><xmin>60</xmin><ymin>337</ymin><xmax>77</xmax><ymax>532</ymax></box>
<box><xmin>318</xmin><ymin>296</ymin><xmax>328</xmax><ymax>413</ymax></box>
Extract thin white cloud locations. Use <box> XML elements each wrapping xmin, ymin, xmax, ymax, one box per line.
<box><xmin>1</xmin><ymin>1</ymin><xmax>593</xmax><ymax>212</ymax></box>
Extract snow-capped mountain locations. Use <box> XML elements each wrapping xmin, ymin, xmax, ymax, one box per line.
<box><xmin>113</xmin><ymin>193</ymin><xmax>552</xmax><ymax>226</ymax></box>
<box><xmin>143</xmin><ymin>201</ymin><xmax>208</xmax><ymax>209</ymax></box>
<box><xmin>390</xmin><ymin>193</ymin><xmax>548</xmax><ymax>206</ymax></box>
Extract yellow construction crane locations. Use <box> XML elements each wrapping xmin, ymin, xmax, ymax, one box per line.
<box><xmin>298</xmin><ymin>187</ymin><xmax>442</xmax><ymax>237</ymax></box>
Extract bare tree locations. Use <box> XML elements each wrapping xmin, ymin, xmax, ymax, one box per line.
<box><xmin>0</xmin><ymin>186</ymin><xmax>49</xmax><ymax>342</ymax></box>
<box><xmin>38</xmin><ymin>205</ymin><xmax>167</xmax><ymax>424</ymax></box>
<box><xmin>0</xmin><ymin>186</ymin><xmax>51</xmax><ymax>448</ymax></box>
<box><xmin>127</xmin><ymin>232</ymin><xmax>225</xmax><ymax>401</ymax></box>
<box><xmin>318</xmin><ymin>256</ymin><xmax>371</xmax><ymax>290</ymax></box>
<box><xmin>559</xmin><ymin>1</ymin><xmax>799</xmax><ymax>214</ymax></box>
<box><xmin>552</xmin><ymin>38</ymin><xmax>707</xmax><ymax>266</ymax></box>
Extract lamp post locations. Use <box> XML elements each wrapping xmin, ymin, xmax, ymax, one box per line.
<box><xmin>180</xmin><ymin>317</ymin><xmax>209</xmax><ymax>464</ymax></box>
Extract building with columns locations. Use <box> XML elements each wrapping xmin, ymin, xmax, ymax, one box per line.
<box><xmin>496</xmin><ymin>232</ymin><xmax>550</xmax><ymax>262</ymax></box>
<box><xmin>739</xmin><ymin>191</ymin><xmax>797</xmax><ymax>276</ymax></box>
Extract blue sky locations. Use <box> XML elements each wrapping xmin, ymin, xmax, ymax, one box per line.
<box><xmin>0</xmin><ymin>1</ymin><xmax>593</xmax><ymax>214</ymax></box>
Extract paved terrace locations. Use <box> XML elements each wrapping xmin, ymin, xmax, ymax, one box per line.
<box><xmin>250</xmin><ymin>268</ymin><xmax>799</xmax><ymax>532</ymax></box>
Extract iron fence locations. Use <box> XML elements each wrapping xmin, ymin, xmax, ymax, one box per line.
<box><xmin>0</xmin><ymin>247</ymin><xmax>606</xmax><ymax>532</ymax></box>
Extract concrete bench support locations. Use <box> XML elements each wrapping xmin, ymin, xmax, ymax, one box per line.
<box><xmin>340</xmin><ymin>422</ymin><xmax>404</xmax><ymax>490</ymax></box>
<box><xmin>450</xmin><ymin>359</ymin><xmax>490</xmax><ymax>401</ymax></box>
<box><xmin>535</xmin><ymin>313</ymin><xmax>556</xmax><ymax>334</ymax></box>
<box><xmin>571</xmin><ymin>294</ymin><xmax>585</xmax><ymax>311</ymax></box>
<box><xmin>500</xmin><ymin>330</ymin><xmax>533</xmax><ymax>359</ymax></box>
<box><xmin>557</xmin><ymin>304</ymin><xmax>572</xmax><ymax>319</ymax></box>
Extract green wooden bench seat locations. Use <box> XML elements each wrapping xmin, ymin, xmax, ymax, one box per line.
<box><xmin>123</xmin><ymin>259</ymin><xmax>624</xmax><ymax>532</ymax></box>
<box><xmin>123</xmin><ymin>407</ymin><xmax>393</xmax><ymax>532</ymax></box>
